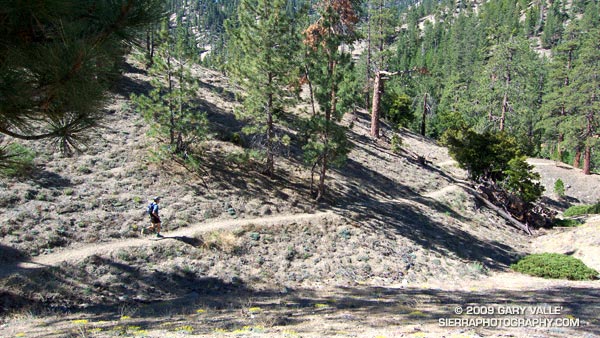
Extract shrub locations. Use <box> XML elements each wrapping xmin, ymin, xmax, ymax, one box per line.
<box><xmin>511</xmin><ymin>253</ymin><xmax>598</xmax><ymax>280</ymax></box>
<box><xmin>563</xmin><ymin>202</ymin><xmax>600</xmax><ymax>217</ymax></box>
<box><xmin>382</xmin><ymin>91</ymin><xmax>413</xmax><ymax>128</ymax></box>
<box><xmin>78</xmin><ymin>166</ymin><xmax>92</xmax><ymax>174</ymax></box>
<box><xmin>502</xmin><ymin>156</ymin><xmax>544</xmax><ymax>204</ymax></box>
<box><xmin>552</xmin><ymin>218</ymin><xmax>582</xmax><ymax>227</ymax></box>
<box><xmin>441</xmin><ymin>129</ymin><xmax>521</xmax><ymax>182</ymax></box>
<box><xmin>391</xmin><ymin>134</ymin><xmax>402</xmax><ymax>154</ymax></box>
<box><xmin>554</xmin><ymin>178</ymin><xmax>565</xmax><ymax>198</ymax></box>
<box><xmin>0</xmin><ymin>143</ymin><xmax>35</xmax><ymax>177</ymax></box>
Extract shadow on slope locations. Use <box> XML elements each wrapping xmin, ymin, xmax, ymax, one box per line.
<box><xmin>328</xmin><ymin>127</ymin><xmax>523</xmax><ymax>270</ymax></box>
<box><xmin>9</xmin><ymin>276</ymin><xmax>598</xmax><ymax>337</ymax></box>
<box><xmin>0</xmin><ymin>244</ymin><xmax>28</xmax><ymax>265</ymax></box>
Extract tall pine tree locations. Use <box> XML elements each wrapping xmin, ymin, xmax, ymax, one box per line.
<box><xmin>567</xmin><ymin>28</ymin><xmax>600</xmax><ymax>174</ymax></box>
<box><xmin>226</xmin><ymin>0</ymin><xmax>301</xmax><ymax>176</ymax></box>
<box><xmin>303</xmin><ymin>0</ymin><xmax>361</xmax><ymax>200</ymax></box>
<box><xmin>131</xmin><ymin>23</ymin><xmax>208</xmax><ymax>161</ymax></box>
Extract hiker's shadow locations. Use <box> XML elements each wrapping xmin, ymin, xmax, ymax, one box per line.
<box><xmin>167</xmin><ymin>236</ymin><xmax>203</xmax><ymax>248</ymax></box>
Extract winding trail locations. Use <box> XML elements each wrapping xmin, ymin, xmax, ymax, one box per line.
<box><xmin>0</xmin><ymin>211</ymin><xmax>339</xmax><ymax>278</ymax></box>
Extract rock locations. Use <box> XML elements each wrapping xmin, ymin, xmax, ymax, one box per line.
<box><xmin>260</xmin><ymin>205</ymin><xmax>272</xmax><ymax>215</ymax></box>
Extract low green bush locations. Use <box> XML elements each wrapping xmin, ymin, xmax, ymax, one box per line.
<box><xmin>0</xmin><ymin>143</ymin><xmax>35</xmax><ymax>177</ymax></box>
<box><xmin>511</xmin><ymin>253</ymin><xmax>598</xmax><ymax>280</ymax></box>
<box><xmin>391</xmin><ymin>134</ymin><xmax>402</xmax><ymax>154</ymax></box>
<box><xmin>552</xmin><ymin>218</ymin><xmax>582</xmax><ymax>227</ymax></box>
<box><xmin>554</xmin><ymin>178</ymin><xmax>565</xmax><ymax>197</ymax></box>
<box><xmin>563</xmin><ymin>203</ymin><xmax>600</xmax><ymax>217</ymax></box>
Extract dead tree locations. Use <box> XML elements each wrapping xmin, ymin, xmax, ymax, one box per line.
<box><xmin>370</xmin><ymin>68</ymin><xmax>429</xmax><ymax>138</ymax></box>
<box><xmin>370</xmin><ymin>70</ymin><xmax>399</xmax><ymax>138</ymax></box>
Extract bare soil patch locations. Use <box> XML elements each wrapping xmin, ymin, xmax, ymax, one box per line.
<box><xmin>527</xmin><ymin>158</ymin><xmax>600</xmax><ymax>205</ymax></box>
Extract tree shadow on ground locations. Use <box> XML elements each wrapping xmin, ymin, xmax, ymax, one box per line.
<box><xmin>197</xmin><ymin>98</ymin><xmax>244</xmax><ymax>140</ymax></box>
<box><xmin>29</xmin><ymin>169</ymin><xmax>72</xmax><ymax>189</ymax></box>
<box><xmin>6</xmin><ymin>267</ymin><xmax>598</xmax><ymax>337</ymax></box>
<box><xmin>0</xmin><ymin>244</ymin><xmax>28</xmax><ymax>265</ymax></box>
<box><xmin>279</xmin><ymin>284</ymin><xmax>600</xmax><ymax>336</ymax></box>
<box><xmin>327</xmin><ymin>130</ymin><xmax>524</xmax><ymax>270</ymax></box>
<box><xmin>197</xmin><ymin>80</ymin><xmax>237</xmax><ymax>103</ymax></box>
<box><xmin>114</xmin><ymin>63</ymin><xmax>152</xmax><ymax>98</ymax></box>
<box><xmin>197</xmin><ymin>147</ymin><xmax>313</xmax><ymax>210</ymax></box>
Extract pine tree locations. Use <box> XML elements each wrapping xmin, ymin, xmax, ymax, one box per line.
<box><xmin>226</xmin><ymin>0</ymin><xmax>301</xmax><ymax>176</ymax></box>
<box><xmin>472</xmin><ymin>36</ymin><xmax>542</xmax><ymax>138</ymax></box>
<box><xmin>567</xmin><ymin>29</ymin><xmax>600</xmax><ymax>175</ymax></box>
<box><xmin>303</xmin><ymin>0</ymin><xmax>361</xmax><ymax>200</ymax></box>
<box><xmin>366</xmin><ymin>0</ymin><xmax>396</xmax><ymax>137</ymax></box>
<box><xmin>539</xmin><ymin>24</ymin><xmax>580</xmax><ymax>162</ymax></box>
<box><xmin>131</xmin><ymin>23</ymin><xmax>208</xmax><ymax>160</ymax></box>
<box><xmin>541</xmin><ymin>0</ymin><xmax>566</xmax><ymax>48</ymax></box>
<box><xmin>0</xmin><ymin>0</ymin><xmax>164</xmax><ymax>155</ymax></box>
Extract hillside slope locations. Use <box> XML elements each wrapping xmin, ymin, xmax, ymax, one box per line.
<box><xmin>1</xmin><ymin>61</ymin><xmax>598</xmax><ymax>337</ymax></box>
<box><xmin>528</xmin><ymin>158</ymin><xmax>600</xmax><ymax>205</ymax></box>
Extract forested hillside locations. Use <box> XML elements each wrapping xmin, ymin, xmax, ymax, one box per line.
<box><xmin>1</xmin><ymin>1</ymin><xmax>600</xmax><ymax>337</ymax></box>
<box><xmin>163</xmin><ymin>0</ymin><xmax>599</xmax><ymax>174</ymax></box>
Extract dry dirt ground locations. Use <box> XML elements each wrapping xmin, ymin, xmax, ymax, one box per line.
<box><xmin>1</xmin><ymin>61</ymin><xmax>599</xmax><ymax>337</ymax></box>
<box><xmin>527</xmin><ymin>158</ymin><xmax>600</xmax><ymax>205</ymax></box>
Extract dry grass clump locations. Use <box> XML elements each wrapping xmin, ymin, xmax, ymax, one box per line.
<box><xmin>201</xmin><ymin>230</ymin><xmax>242</xmax><ymax>254</ymax></box>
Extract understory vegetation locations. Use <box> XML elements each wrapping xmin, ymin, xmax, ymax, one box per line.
<box><xmin>563</xmin><ymin>203</ymin><xmax>600</xmax><ymax>217</ymax></box>
<box><xmin>511</xmin><ymin>253</ymin><xmax>599</xmax><ymax>280</ymax></box>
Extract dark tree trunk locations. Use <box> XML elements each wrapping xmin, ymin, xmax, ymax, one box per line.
<box><xmin>583</xmin><ymin>146</ymin><xmax>591</xmax><ymax>175</ymax></box>
<box><xmin>148</xmin><ymin>29</ymin><xmax>155</xmax><ymax>67</ymax></box>
<box><xmin>583</xmin><ymin>112</ymin><xmax>593</xmax><ymax>175</ymax></box>
<box><xmin>370</xmin><ymin>71</ymin><xmax>382</xmax><ymax>138</ymax></box>
<box><xmin>421</xmin><ymin>93</ymin><xmax>428</xmax><ymax>136</ymax></box>
<box><xmin>500</xmin><ymin>92</ymin><xmax>508</xmax><ymax>131</ymax></box>
<box><xmin>305</xmin><ymin>64</ymin><xmax>317</xmax><ymax>117</ymax></box>
<box><xmin>265</xmin><ymin>74</ymin><xmax>274</xmax><ymax>177</ymax></box>
<box><xmin>574</xmin><ymin>147</ymin><xmax>582</xmax><ymax>168</ymax></box>
<box><xmin>317</xmin><ymin>60</ymin><xmax>337</xmax><ymax>200</ymax></box>
<box><xmin>557</xmin><ymin>133</ymin><xmax>564</xmax><ymax>161</ymax></box>
<box><xmin>365</xmin><ymin>2</ymin><xmax>371</xmax><ymax>109</ymax></box>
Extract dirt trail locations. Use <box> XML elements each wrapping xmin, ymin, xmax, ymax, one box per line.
<box><xmin>0</xmin><ymin>211</ymin><xmax>339</xmax><ymax>278</ymax></box>
<box><xmin>423</xmin><ymin>184</ymin><xmax>462</xmax><ymax>199</ymax></box>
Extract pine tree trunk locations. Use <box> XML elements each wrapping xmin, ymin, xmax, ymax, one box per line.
<box><xmin>317</xmin><ymin>152</ymin><xmax>327</xmax><ymax>201</ymax></box>
<box><xmin>167</xmin><ymin>55</ymin><xmax>175</xmax><ymax>147</ymax></box>
<box><xmin>149</xmin><ymin>29</ymin><xmax>155</xmax><ymax>67</ymax></box>
<box><xmin>305</xmin><ymin>64</ymin><xmax>317</xmax><ymax>116</ymax></box>
<box><xmin>557</xmin><ymin>133</ymin><xmax>564</xmax><ymax>161</ymax></box>
<box><xmin>421</xmin><ymin>93</ymin><xmax>428</xmax><ymax>136</ymax></box>
<box><xmin>583</xmin><ymin>112</ymin><xmax>593</xmax><ymax>175</ymax></box>
<box><xmin>500</xmin><ymin>54</ymin><xmax>512</xmax><ymax>132</ymax></box>
<box><xmin>500</xmin><ymin>92</ymin><xmax>507</xmax><ymax>132</ymax></box>
<box><xmin>318</xmin><ymin>59</ymin><xmax>337</xmax><ymax>200</ymax></box>
<box><xmin>583</xmin><ymin>146</ymin><xmax>591</xmax><ymax>175</ymax></box>
<box><xmin>370</xmin><ymin>71</ymin><xmax>382</xmax><ymax>138</ymax></box>
<box><xmin>365</xmin><ymin>2</ymin><xmax>371</xmax><ymax>109</ymax></box>
<box><xmin>177</xmin><ymin>62</ymin><xmax>184</xmax><ymax>154</ymax></box>
<box><xmin>266</xmin><ymin>73</ymin><xmax>274</xmax><ymax>177</ymax></box>
<box><xmin>146</xmin><ymin>30</ymin><xmax>151</xmax><ymax>59</ymax></box>
<box><xmin>574</xmin><ymin>147</ymin><xmax>581</xmax><ymax>168</ymax></box>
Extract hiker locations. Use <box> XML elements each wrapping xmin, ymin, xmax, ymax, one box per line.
<box><xmin>143</xmin><ymin>197</ymin><xmax>163</xmax><ymax>238</ymax></box>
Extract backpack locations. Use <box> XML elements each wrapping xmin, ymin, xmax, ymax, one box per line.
<box><xmin>146</xmin><ymin>202</ymin><xmax>156</xmax><ymax>216</ymax></box>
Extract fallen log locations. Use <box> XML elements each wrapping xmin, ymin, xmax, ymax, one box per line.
<box><xmin>459</xmin><ymin>183</ymin><xmax>532</xmax><ymax>235</ymax></box>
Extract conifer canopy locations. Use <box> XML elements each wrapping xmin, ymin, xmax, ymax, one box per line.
<box><xmin>0</xmin><ymin>0</ymin><xmax>165</xmax><ymax>154</ymax></box>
